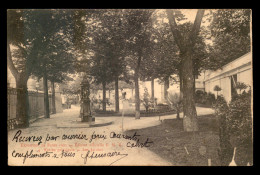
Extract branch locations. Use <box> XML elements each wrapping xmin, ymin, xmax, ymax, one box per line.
<box><xmin>166</xmin><ymin>9</ymin><xmax>183</xmax><ymax>50</ymax></box>
<box><xmin>16</xmin><ymin>44</ymin><xmax>28</xmax><ymax>57</ymax></box>
<box><xmin>7</xmin><ymin>44</ymin><xmax>19</xmax><ymax>79</ymax></box>
<box><xmin>189</xmin><ymin>9</ymin><xmax>205</xmax><ymax>43</ymax></box>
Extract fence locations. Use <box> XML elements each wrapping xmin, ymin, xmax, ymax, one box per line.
<box><xmin>8</xmin><ymin>87</ymin><xmax>53</xmax><ymax>130</ymax></box>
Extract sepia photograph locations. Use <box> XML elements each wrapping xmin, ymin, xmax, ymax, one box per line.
<box><xmin>7</xmin><ymin>9</ymin><xmax>253</xmax><ymax>166</ymax></box>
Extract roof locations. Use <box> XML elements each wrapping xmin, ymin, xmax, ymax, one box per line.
<box><xmin>204</xmin><ymin>52</ymin><xmax>252</xmax><ymax>82</ymax></box>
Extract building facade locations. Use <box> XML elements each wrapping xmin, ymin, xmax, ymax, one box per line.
<box><xmin>203</xmin><ymin>52</ymin><xmax>252</xmax><ymax>102</ymax></box>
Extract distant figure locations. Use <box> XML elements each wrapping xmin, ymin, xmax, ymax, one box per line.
<box><xmin>154</xmin><ymin>98</ymin><xmax>157</xmax><ymax>106</ymax></box>
<box><xmin>66</xmin><ymin>99</ymin><xmax>71</xmax><ymax>109</ymax></box>
<box><xmin>122</xmin><ymin>92</ymin><xmax>126</xmax><ymax>100</ymax></box>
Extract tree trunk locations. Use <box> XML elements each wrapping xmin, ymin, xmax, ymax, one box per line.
<box><xmin>51</xmin><ymin>81</ymin><xmax>56</xmax><ymax>114</ymax></box>
<box><xmin>193</xmin><ymin>74</ymin><xmax>196</xmax><ymax>96</ymax></box>
<box><xmin>8</xmin><ymin>43</ymin><xmax>29</xmax><ymax>128</ymax></box>
<box><xmin>164</xmin><ymin>76</ymin><xmax>169</xmax><ymax>102</ymax></box>
<box><xmin>151</xmin><ymin>77</ymin><xmax>154</xmax><ymax>100</ymax></box>
<box><xmin>181</xmin><ymin>50</ymin><xmax>198</xmax><ymax>132</ymax></box>
<box><xmin>15</xmin><ymin>74</ymin><xmax>30</xmax><ymax>128</ymax></box>
<box><xmin>178</xmin><ymin>69</ymin><xmax>184</xmax><ymax>118</ymax></box>
<box><xmin>176</xmin><ymin>104</ymin><xmax>180</xmax><ymax>120</ymax></box>
<box><xmin>115</xmin><ymin>76</ymin><xmax>119</xmax><ymax>112</ymax></box>
<box><xmin>134</xmin><ymin>54</ymin><xmax>142</xmax><ymax>119</ymax></box>
<box><xmin>166</xmin><ymin>9</ymin><xmax>204</xmax><ymax>132</ymax></box>
<box><xmin>134</xmin><ymin>73</ymin><xmax>140</xmax><ymax>119</ymax></box>
<box><xmin>43</xmin><ymin>68</ymin><xmax>50</xmax><ymax>118</ymax></box>
<box><xmin>179</xmin><ymin>69</ymin><xmax>183</xmax><ymax>95</ymax></box>
<box><xmin>102</xmin><ymin>81</ymin><xmax>106</xmax><ymax>112</ymax></box>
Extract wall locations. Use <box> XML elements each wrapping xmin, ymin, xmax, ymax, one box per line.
<box><xmin>8</xmin><ymin>88</ymin><xmax>53</xmax><ymax>120</ymax></box>
<box><xmin>8</xmin><ymin>68</ymin><xmax>63</xmax><ymax>114</ymax></box>
<box><xmin>55</xmin><ymin>92</ymin><xmax>63</xmax><ymax>113</ymax></box>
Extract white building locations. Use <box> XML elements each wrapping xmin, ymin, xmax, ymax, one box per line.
<box><xmin>203</xmin><ymin>52</ymin><xmax>252</xmax><ymax>102</ymax></box>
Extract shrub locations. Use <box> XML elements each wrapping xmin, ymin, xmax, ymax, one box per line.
<box><xmin>207</xmin><ymin>92</ymin><xmax>216</xmax><ymax>106</ymax></box>
<box><xmin>167</xmin><ymin>91</ymin><xmax>182</xmax><ymax>119</ymax></box>
<box><xmin>227</xmin><ymin>90</ymin><xmax>252</xmax><ymax>147</ymax></box>
<box><xmin>155</xmin><ymin>103</ymin><xmax>171</xmax><ymax>111</ymax></box>
<box><xmin>215</xmin><ymin>95</ymin><xmax>233</xmax><ymax>165</ymax></box>
<box><xmin>201</xmin><ymin>92</ymin><xmax>208</xmax><ymax>104</ymax></box>
<box><xmin>215</xmin><ymin>90</ymin><xmax>253</xmax><ymax>165</ymax></box>
<box><xmin>235</xmin><ymin>82</ymin><xmax>248</xmax><ymax>95</ymax></box>
<box><xmin>195</xmin><ymin>90</ymin><xmax>204</xmax><ymax>103</ymax></box>
<box><xmin>195</xmin><ymin>91</ymin><xmax>216</xmax><ymax>107</ymax></box>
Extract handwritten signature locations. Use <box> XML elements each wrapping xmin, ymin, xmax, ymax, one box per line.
<box><xmin>81</xmin><ymin>150</ymin><xmax>128</xmax><ymax>165</ymax></box>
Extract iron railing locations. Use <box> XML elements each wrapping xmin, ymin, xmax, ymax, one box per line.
<box><xmin>7</xmin><ymin>87</ymin><xmax>53</xmax><ymax>130</ymax></box>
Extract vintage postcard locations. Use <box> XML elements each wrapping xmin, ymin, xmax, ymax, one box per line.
<box><xmin>7</xmin><ymin>9</ymin><xmax>253</xmax><ymax>166</ymax></box>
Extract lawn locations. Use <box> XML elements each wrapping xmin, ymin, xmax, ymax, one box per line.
<box><xmin>125</xmin><ymin>114</ymin><xmax>252</xmax><ymax>166</ymax></box>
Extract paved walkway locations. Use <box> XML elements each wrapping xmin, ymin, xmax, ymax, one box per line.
<box><xmin>8</xmin><ymin>105</ymin><xmax>214</xmax><ymax>166</ymax></box>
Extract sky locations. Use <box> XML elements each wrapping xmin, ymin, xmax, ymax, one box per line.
<box><xmin>156</xmin><ymin>9</ymin><xmax>211</xmax><ymax>26</ymax></box>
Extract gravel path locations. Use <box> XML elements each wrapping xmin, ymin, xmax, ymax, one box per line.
<box><xmin>8</xmin><ymin>105</ymin><xmax>214</xmax><ymax>166</ymax></box>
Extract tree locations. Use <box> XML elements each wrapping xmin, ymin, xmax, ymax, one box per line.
<box><xmin>96</xmin><ymin>10</ymin><xmax>129</xmax><ymax>112</ymax></box>
<box><xmin>7</xmin><ymin>10</ymin><xmax>30</xmax><ymax>127</ymax></box>
<box><xmin>153</xmin><ymin>11</ymin><xmax>184</xmax><ymax>100</ymax></box>
<box><xmin>8</xmin><ymin>9</ymin><xmax>77</xmax><ymax>123</ymax></box>
<box><xmin>214</xmin><ymin>85</ymin><xmax>222</xmax><ymax>97</ymax></box>
<box><xmin>139</xmin><ymin>22</ymin><xmax>180</xmax><ymax>103</ymax></box>
<box><xmin>88</xmin><ymin>25</ymin><xmax>121</xmax><ymax>112</ymax></box>
<box><xmin>90</xmin><ymin>52</ymin><xmax>114</xmax><ymax>111</ymax></box>
<box><xmin>164</xmin><ymin>9</ymin><xmax>251</xmax><ymax>131</ymax></box>
<box><xmin>166</xmin><ymin>9</ymin><xmax>205</xmax><ymax>132</ymax></box>
<box><xmin>73</xmin><ymin>10</ymin><xmax>129</xmax><ymax>112</ymax></box>
<box><xmin>207</xmin><ymin>9</ymin><xmax>251</xmax><ymax>70</ymax></box>
<box><xmin>32</xmin><ymin>40</ymin><xmax>76</xmax><ymax>115</ymax></box>
<box><xmin>235</xmin><ymin>82</ymin><xmax>248</xmax><ymax>95</ymax></box>
<box><xmin>141</xmin><ymin>11</ymin><xmax>208</xmax><ymax>106</ymax></box>
<box><xmin>59</xmin><ymin>74</ymin><xmax>82</xmax><ymax>95</ymax></box>
<box><xmin>26</xmin><ymin>10</ymin><xmax>76</xmax><ymax>118</ymax></box>
<box><xmin>123</xmin><ymin>9</ymin><xmax>154</xmax><ymax>119</ymax></box>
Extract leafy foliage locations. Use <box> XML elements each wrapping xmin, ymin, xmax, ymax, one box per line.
<box><xmin>167</xmin><ymin>91</ymin><xmax>182</xmax><ymax>119</ymax></box>
<box><xmin>8</xmin><ymin>10</ymin><xmax>76</xmax><ymax>82</ymax></box>
<box><xmin>215</xmin><ymin>95</ymin><xmax>233</xmax><ymax>165</ymax></box>
<box><xmin>235</xmin><ymin>82</ymin><xmax>248</xmax><ymax>94</ymax></box>
<box><xmin>227</xmin><ymin>90</ymin><xmax>252</xmax><ymax>145</ymax></box>
<box><xmin>123</xmin><ymin>9</ymin><xmax>155</xmax><ymax>72</ymax></box>
<box><xmin>214</xmin><ymin>85</ymin><xmax>222</xmax><ymax>92</ymax></box>
<box><xmin>195</xmin><ymin>91</ymin><xmax>216</xmax><ymax>106</ymax></box>
<box><xmin>215</xmin><ymin>90</ymin><xmax>253</xmax><ymax>165</ymax></box>
<box><xmin>207</xmin><ymin>9</ymin><xmax>251</xmax><ymax>70</ymax></box>
<box><xmin>214</xmin><ymin>85</ymin><xmax>222</xmax><ymax>97</ymax></box>
<box><xmin>7</xmin><ymin>10</ymin><xmax>24</xmax><ymax>45</ymax></box>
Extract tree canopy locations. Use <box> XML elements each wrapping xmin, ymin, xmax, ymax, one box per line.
<box><xmin>207</xmin><ymin>9</ymin><xmax>251</xmax><ymax>70</ymax></box>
